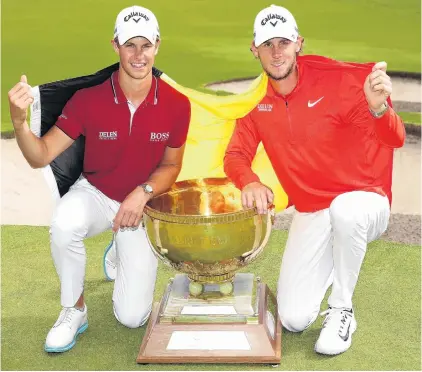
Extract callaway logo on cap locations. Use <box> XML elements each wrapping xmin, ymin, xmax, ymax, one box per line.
<box><xmin>114</xmin><ymin>5</ymin><xmax>160</xmax><ymax>45</ymax></box>
<box><xmin>253</xmin><ymin>4</ymin><xmax>299</xmax><ymax>47</ymax></box>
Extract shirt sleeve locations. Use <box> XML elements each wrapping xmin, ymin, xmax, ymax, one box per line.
<box><xmin>167</xmin><ymin>96</ymin><xmax>191</xmax><ymax>148</ymax></box>
<box><xmin>340</xmin><ymin>72</ymin><xmax>405</xmax><ymax>148</ymax></box>
<box><xmin>224</xmin><ymin>114</ymin><xmax>261</xmax><ymax>190</ymax></box>
<box><xmin>54</xmin><ymin>90</ymin><xmax>86</xmax><ymax>140</ymax></box>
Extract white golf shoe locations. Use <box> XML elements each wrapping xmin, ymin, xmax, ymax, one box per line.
<box><xmin>103</xmin><ymin>239</ymin><xmax>117</xmax><ymax>281</ymax></box>
<box><xmin>44</xmin><ymin>305</ymin><xmax>88</xmax><ymax>353</ymax></box>
<box><xmin>314</xmin><ymin>307</ymin><xmax>357</xmax><ymax>355</ymax></box>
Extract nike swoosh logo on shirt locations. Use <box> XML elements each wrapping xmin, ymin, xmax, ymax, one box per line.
<box><xmin>308</xmin><ymin>97</ymin><xmax>324</xmax><ymax>107</ymax></box>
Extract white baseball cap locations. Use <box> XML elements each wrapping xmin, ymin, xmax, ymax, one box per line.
<box><xmin>253</xmin><ymin>4</ymin><xmax>299</xmax><ymax>47</ymax></box>
<box><xmin>114</xmin><ymin>5</ymin><xmax>160</xmax><ymax>45</ymax></box>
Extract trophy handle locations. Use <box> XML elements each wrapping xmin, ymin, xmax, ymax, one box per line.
<box><xmin>143</xmin><ymin>216</ymin><xmax>173</xmax><ymax>267</ymax></box>
<box><xmin>241</xmin><ymin>206</ymin><xmax>274</xmax><ymax>263</ymax></box>
<box><xmin>153</xmin><ymin>219</ymin><xmax>169</xmax><ymax>255</ymax></box>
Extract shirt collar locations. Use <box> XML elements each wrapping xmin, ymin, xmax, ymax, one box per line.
<box><xmin>110</xmin><ymin>71</ymin><xmax>159</xmax><ymax>106</ymax></box>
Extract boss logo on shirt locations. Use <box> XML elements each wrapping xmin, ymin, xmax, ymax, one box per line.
<box><xmin>257</xmin><ymin>104</ymin><xmax>273</xmax><ymax>112</ymax></box>
<box><xmin>150</xmin><ymin>132</ymin><xmax>170</xmax><ymax>142</ymax></box>
<box><xmin>99</xmin><ymin>131</ymin><xmax>118</xmax><ymax>140</ymax></box>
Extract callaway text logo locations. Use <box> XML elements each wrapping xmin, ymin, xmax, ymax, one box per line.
<box><xmin>150</xmin><ymin>132</ymin><xmax>169</xmax><ymax>142</ymax></box>
<box><xmin>257</xmin><ymin>104</ymin><xmax>273</xmax><ymax>112</ymax></box>
<box><xmin>261</xmin><ymin>13</ymin><xmax>286</xmax><ymax>26</ymax></box>
<box><xmin>124</xmin><ymin>11</ymin><xmax>149</xmax><ymax>23</ymax></box>
<box><xmin>99</xmin><ymin>131</ymin><xmax>118</xmax><ymax>140</ymax></box>
<box><xmin>308</xmin><ymin>96</ymin><xmax>324</xmax><ymax>108</ymax></box>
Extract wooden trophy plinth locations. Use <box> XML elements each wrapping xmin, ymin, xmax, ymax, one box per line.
<box><xmin>137</xmin><ymin>273</ymin><xmax>282</xmax><ymax>365</ymax></box>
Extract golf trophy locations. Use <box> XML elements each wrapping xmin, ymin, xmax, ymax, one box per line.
<box><xmin>137</xmin><ymin>178</ymin><xmax>282</xmax><ymax>365</ymax></box>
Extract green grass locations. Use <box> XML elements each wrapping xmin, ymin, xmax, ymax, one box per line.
<box><xmin>398</xmin><ymin>112</ymin><xmax>421</xmax><ymax>125</ymax></box>
<box><xmin>1</xmin><ymin>226</ymin><xmax>420</xmax><ymax>370</ymax></box>
<box><xmin>1</xmin><ymin>0</ymin><xmax>420</xmax><ymax>133</ymax></box>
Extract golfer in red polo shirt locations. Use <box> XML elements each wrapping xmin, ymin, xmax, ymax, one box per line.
<box><xmin>224</xmin><ymin>5</ymin><xmax>405</xmax><ymax>356</ymax></box>
<box><xmin>8</xmin><ymin>5</ymin><xmax>191</xmax><ymax>353</ymax></box>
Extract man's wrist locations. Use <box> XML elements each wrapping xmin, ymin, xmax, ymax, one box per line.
<box><xmin>239</xmin><ymin>173</ymin><xmax>261</xmax><ymax>190</ymax></box>
<box><xmin>243</xmin><ymin>181</ymin><xmax>261</xmax><ymax>189</ymax></box>
<box><xmin>369</xmin><ymin>102</ymin><xmax>389</xmax><ymax>118</ymax></box>
<box><xmin>13</xmin><ymin>121</ymin><xmax>28</xmax><ymax>134</ymax></box>
<box><xmin>139</xmin><ymin>183</ymin><xmax>154</xmax><ymax>199</ymax></box>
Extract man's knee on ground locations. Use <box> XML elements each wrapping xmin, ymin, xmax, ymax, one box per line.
<box><xmin>113</xmin><ymin>302</ymin><xmax>151</xmax><ymax>329</ymax></box>
<box><xmin>279</xmin><ymin>307</ymin><xmax>317</xmax><ymax>332</ymax></box>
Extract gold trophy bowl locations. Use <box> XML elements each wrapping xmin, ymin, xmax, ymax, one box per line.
<box><xmin>137</xmin><ymin>178</ymin><xmax>282</xmax><ymax>365</ymax></box>
<box><xmin>143</xmin><ymin>177</ymin><xmax>274</xmax><ymax>296</ymax></box>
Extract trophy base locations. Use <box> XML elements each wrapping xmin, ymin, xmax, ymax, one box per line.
<box><xmin>137</xmin><ymin>273</ymin><xmax>282</xmax><ymax>364</ymax></box>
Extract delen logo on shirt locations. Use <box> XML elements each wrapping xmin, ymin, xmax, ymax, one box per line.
<box><xmin>99</xmin><ymin>131</ymin><xmax>118</xmax><ymax>140</ymax></box>
<box><xmin>150</xmin><ymin>132</ymin><xmax>170</xmax><ymax>142</ymax></box>
<box><xmin>257</xmin><ymin>104</ymin><xmax>273</xmax><ymax>112</ymax></box>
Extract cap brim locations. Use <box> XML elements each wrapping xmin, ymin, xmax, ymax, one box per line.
<box><xmin>117</xmin><ymin>31</ymin><xmax>156</xmax><ymax>45</ymax></box>
<box><xmin>254</xmin><ymin>31</ymin><xmax>297</xmax><ymax>47</ymax></box>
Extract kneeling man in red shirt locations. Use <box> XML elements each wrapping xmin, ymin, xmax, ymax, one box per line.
<box><xmin>224</xmin><ymin>5</ymin><xmax>405</xmax><ymax>356</ymax></box>
<box><xmin>8</xmin><ymin>5</ymin><xmax>191</xmax><ymax>353</ymax></box>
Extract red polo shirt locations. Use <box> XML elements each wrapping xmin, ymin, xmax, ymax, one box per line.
<box><xmin>55</xmin><ymin>72</ymin><xmax>191</xmax><ymax>202</ymax></box>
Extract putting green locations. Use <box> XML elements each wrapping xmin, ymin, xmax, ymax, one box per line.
<box><xmin>1</xmin><ymin>226</ymin><xmax>420</xmax><ymax>370</ymax></box>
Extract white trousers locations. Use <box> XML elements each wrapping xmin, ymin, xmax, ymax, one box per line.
<box><xmin>49</xmin><ymin>176</ymin><xmax>158</xmax><ymax>328</ymax></box>
<box><xmin>277</xmin><ymin>191</ymin><xmax>390</xmax><ymax>332</ymax></box>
